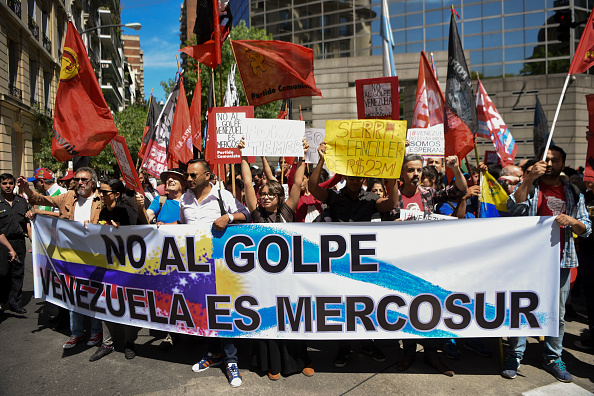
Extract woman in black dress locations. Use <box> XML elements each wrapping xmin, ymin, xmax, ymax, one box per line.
<box><xmin>88</xmin><ymin>179</ymin><xmax>147</xmax><ymax>362</ymax></box>
<box><xmin>238</xmin><ymin>138</ymin><xmax>314</xmax><ymax>380</ymax></box>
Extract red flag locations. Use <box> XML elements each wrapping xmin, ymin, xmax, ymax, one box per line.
<box><xmin>231</xmin><ymin>40</ymin><xmax>322</xmax><ymax>107</ymax></box>
<box><xmin>189</xmin><ymin>71</ymin><xmax>202</xmax><ymax>150</ymax></box>
<box><xmin>476</xmin><ymin>80</ymin><xmax>517</xmax><ymax>166</ymax></box>
<box><xmin>168</xmin><ymin>76</ymin><xmax>193</xmax><ymax>165</ymax></box>
<box><xmin>412</xmin><ymin>51</ymin><xmax>445</xmax><ymax>128</ymax></box>
<box><xmin>52</xmin><ymin>21</ymin><xmax>117</xmax><ymax>161</ymax></box>
<box><xmin>569</xmin><ymin>10</ymin><xmax>594</xmax><ymax>75</ymax></box>
<box><xmin>180</xmin><ymin>0</ymin><xmax>231</xmax><ymax>69</ymax></box>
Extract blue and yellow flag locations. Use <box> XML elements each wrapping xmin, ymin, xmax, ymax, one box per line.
<box><xmin>479</xmin><ymin>171</ymin><xmax>509</xmax><ymax>218</ymax></box>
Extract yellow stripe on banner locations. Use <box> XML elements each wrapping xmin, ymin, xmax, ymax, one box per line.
<box><xmin>41</xmin><ymin>243</ymin><xmax>175</xmax><ymax>276</ymax></box>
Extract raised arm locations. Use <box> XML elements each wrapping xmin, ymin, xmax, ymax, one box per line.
<box><xmin>261</xmin><ymin>156</ymin><xmax>277</xmax><ymax>182</ymax></box>
<box><xmin>238</xmin><ymin>138</ymin><xmax>258</xmax><ymax>213</ymax></box>
<box><xmin>376</xmin><ymin>179</ymin><xmax>399</xmax><ymax>212</ymax></box>
<box><xmin>286</xmin><ymin>139</ymin><xmax>309</xmax><ymax>211</ymax></box>
<box><xmin>308</xmin><ymin>142</ymin><xmax>329</xmax><ymax>203</ymax></box>
<box><xmin>446</xmin><ymin>156</ymin><xmax>468</xmax><ymax>193</ymax></box>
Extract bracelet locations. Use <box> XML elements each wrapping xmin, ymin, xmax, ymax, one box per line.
<box><xmin>227</xmin><ymin>213</ymin><xmax>234</xmax><ymax>223</ymax></box>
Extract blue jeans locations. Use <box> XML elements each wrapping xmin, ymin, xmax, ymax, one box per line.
<box><xmin>207</xmin><ymin>338</ymin><xmax>238</xmax><ymax>364</ymax></box>
<box><xmin>70</xmin><ymin>311</ymin><xmax>102</xmax><ymax>337</ymax></box>
<box><xmin>507</xmin><ymin>268</ymin><xmax>570</xmax><ymax>362</ymax></box>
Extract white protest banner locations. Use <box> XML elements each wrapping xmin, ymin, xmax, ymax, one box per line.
<box><xmin>407</xmin><ymin>124</ymin><xmax>444</xmax><ymax>157</ymax></box>
<box><xmin>110</xmin><ymin>135</ymin><xmax>143</xmax><ymax>194</ymax></box>
<box><xmin>304</xmin><ymin>128</ymin><xmax>325</xmax><ymax>164</ymax></box>
<box><xmin>240</xmin><ymin>119</ymin><xmax>305</xmax><ymax>157</ymax></box>
<box><xmin>400</xmin><ymin>209</ymin><xmax>457</xmax><ymax>221</ymax></box>
<box><xmin>33</xmin><ymin>215</ymin><xmax>559</xmax><ymax>340</ymax></box>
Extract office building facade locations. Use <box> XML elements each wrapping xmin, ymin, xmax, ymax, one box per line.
<box><xmin>224</xmin><ymin>0</ymin><xmax>593</xmax><ymax>167</ymax></box>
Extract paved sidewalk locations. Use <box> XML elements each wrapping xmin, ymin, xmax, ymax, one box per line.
<box><xmin>1</xmin><ymin>245</ymin><xmax>594</xmax><ymax>395</ymax></box>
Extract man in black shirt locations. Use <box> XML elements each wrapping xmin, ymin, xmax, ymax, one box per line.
<box><xmin>0</xmin><ymin>173</ymin><xmax>30</xmax><ymax>314</ymax></box>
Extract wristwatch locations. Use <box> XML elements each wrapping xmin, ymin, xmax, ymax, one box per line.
<box><xmin>227</xmin><ymin>213</ymin><xmax>234</xmax><ymax>223</ymax></box>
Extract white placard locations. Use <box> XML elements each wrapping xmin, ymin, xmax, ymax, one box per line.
<box><xmin>304</xmin><ymin>128</ymin><xmax>325</xmax><ymax>164</ymax></box>
<box><xmin>406</xmin><ymin>124</ymin><xmax>444</xmax><ymax>156</ymax></box>
<box><xmin>240</xmin><ymin>119</ymin><xmax>305</xmax><ymax>157</ymax></box>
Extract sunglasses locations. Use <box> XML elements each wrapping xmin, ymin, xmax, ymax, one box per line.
<box><xmin>188</xmin><ymin>171</ymin><xmax>208</xmax><ymax>179</ymax></box>
<box><xmin>260</xmin><ymin>193</ymin><xmax>278</xmax><ymax>199</ymax></box>
<box><xmin>99</xmin><ymin>189</ymin><xmax>114</xmax><ymax>196</ymax></box>
<box><xmin>73</xmin><ymin>177</ymin><xmax>90</xmax><ymax>183</ymax></box>
<box><xmin>1</xmin><ymin>181</ymin><xmax>14</xmax><ymax>185</ymax></box>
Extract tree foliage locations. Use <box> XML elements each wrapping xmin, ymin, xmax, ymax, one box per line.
<box><xmin>160</xmin><ymin>21</ymin><xmax>281</xmax><ymax>124</ymax></box>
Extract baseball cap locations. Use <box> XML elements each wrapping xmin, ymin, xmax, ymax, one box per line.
<box><xmin>58</xmin><ymin>170</ymin><xmax>74</xmax><ymax>181</ymax></box>
<box><xmin>27</xmin><ymin>168</ymin><xmax>54</xmax><ymax>182</ymax></box>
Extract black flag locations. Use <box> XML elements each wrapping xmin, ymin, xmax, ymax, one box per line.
<box><xmin>445</xmin><ymin>11</ymin><xmax>478</xmax><ymax>135</ymax></box>
<box><xmin>533</xmin><ymin>96</ymin><xmax>553</xmax><ymax>156</ymax></box>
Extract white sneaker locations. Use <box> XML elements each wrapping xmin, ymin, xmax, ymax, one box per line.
<box><xmin>226</xmin><ymin>363</ymin><xmax>242</xmax><ymax>387</ymax></box>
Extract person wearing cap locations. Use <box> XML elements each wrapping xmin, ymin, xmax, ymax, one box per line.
<box><xmin>17</xmin><ymin>167</ymin><xmax>104</xmax><ymax>349</ymax></box>
<box><xmin>57</xmin><ymin>170</ymin><xmax>75</xmax><ymax>190</ymax></box>
<box><xmin>27</xmin><ymin>168</ymin><xmax>66</xmax><ymax>218</ymax></box>
<box><xmin>141</xmin><ymin>168</ymin><xmax>186</xmax><ymax>224</ymax></box>
<box><xmin>0</xmin><ymin>173</ymin><xmax>30</xmax><ymax>315</ymax></box>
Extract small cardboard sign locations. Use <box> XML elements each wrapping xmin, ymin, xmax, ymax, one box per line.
<box><xmin>240</xmin><ymin>119</ymin><xmax>305</xmax><ymax>157</ymax></box>
<box><xmin>110</xmin><ymin>135</ymin><xmax>143</xmax><ymax>194</ymax></box>
<box><xmin>206</xmin><ymin>106</ymin><xmax>254</xmax><ymax>164</ymax></box>
<box><xmin>406</xmin><ymin>124</ymin><xmax>444</xmax><ymax>157</ymax></box>
<box><xmin>304</xmin><ymin>128</ymin><xmax>325</xmax><ymax>164</ymax></box>
<box><xmin>356</xmin><ymin>76</ymin><xmax>400</xmax><ymax>120</ymax></box>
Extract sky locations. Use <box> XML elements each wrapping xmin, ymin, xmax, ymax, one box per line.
<box><xmin>121</xmin><ymin>0</ymin><xmax>182</xmax><ymax>103</ymax></box>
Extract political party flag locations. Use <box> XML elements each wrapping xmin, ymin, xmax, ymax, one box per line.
<box><xmin>533</xmin><ymin>96</ymin><xmax>552</xmax><ymax>157</ymax></box>
<box><xmin>476</xmin><ymin>80</ymin><xmax>517</xmax><ymax>166</ymax></box>
<box><xmin>189</xmin><ymin>70</ymin><xmax>203</xmax><ymax>151</ymax></box>
<box><xmin>381</xmin><ymin>0</ymin><xmax>396</xmax><ymax>77</ymax></box>
<box><xmin>231</xmin><ymin>40</ymin><xmax>322</xmax><ymax>107</ymax></box>
<box><xmin>141</xmin><ymin>77</ymin><xmax>181</xmax><ymax>177</ymax></box>
<box><xmin>139</xmin><ymin>95</ymin><xmax>160</xmax><ymax>159</ymax></box>
<box><xmin>223</xmin><ymin>63</ymin><xmax>240</xmax><ymax>107</ymax></box>
<box><xmin>169</xmin><ymin>75</ymin><xmax>193</xmax><ymax>165</ymax></box>
<box><xmin>412</xmin><ymin>51</ymin><xmax>445</xmax><ymax>128</ymax></box>
<box><xmin>479</xmin><ymin>171</ymin><xmax>508</xmax><ymax>218</ymax></box>
<box><xmin>179</xmin><ymin>0</ymin><xmax>232</xmax><ymax>69</ymax></box>
<box><xmin>568</xmin><ymin>9</ymin><xmax>594</xmax><ymax>75</ymax></box>
<box><xmin>52</xmin><ymin>21</ymin><xmax>117</xmax><ymax>161</ymax></box>
<box><xmin>444</xmin><ymin>9</ymin><xmax>476</xmax><ymax>179</ymax></box>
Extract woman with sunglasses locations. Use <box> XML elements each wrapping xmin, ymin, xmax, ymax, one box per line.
<box><xmin>238</xmin><ymin>137</ymin><xmax>315</xmax><ymax>380</ymax></box>
<box><xmin>88</xmin><ymin>179</ymin><xmax>146</xmax><ymax>363</ymax></box>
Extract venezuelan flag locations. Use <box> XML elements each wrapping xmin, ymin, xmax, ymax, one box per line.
<box><xmin>479</xmin><ymin>171</ymin><xmax>509</xmax><ymax>217</ymax></box>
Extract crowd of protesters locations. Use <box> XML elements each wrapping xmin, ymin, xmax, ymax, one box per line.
<box><xmin>1</xmin><ymin>138</ymin><xmax>593</xmax><ymax>388</ymax></box>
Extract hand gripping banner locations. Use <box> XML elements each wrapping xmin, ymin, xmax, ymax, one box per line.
<box><xmin>33</xmin><ymin>216</ymin><xmax>560</xmax><ymax>339</ymax></box>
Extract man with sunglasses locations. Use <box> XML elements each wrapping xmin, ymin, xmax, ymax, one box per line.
<box><xmin>0</xmin><ymin>173</ymin><xmax>30</xmax><ymax>315</ymax></box>
<box><xmin>308</xmin><ymin>142</ymin><xmax>399</xmax><ymax>368</ymax></box>
<box><xmin>17</xmin><ymin>167</ymin><xmax>103</xmax><ymax>349</ymax></box>
<box><xmin>180</xmin><ymin>159</ymin><xmax>250</xmax><ymax>387</ymax></box>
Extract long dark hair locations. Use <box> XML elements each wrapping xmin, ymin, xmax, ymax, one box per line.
<box><xmin>261</xmin><ymin>180</ymin><xmax>285</xmax><ymax>209</ymax></box>
<box><xmin>101</xmin><ymin>179</ymin><xmax>135</xmax><ymax>209</ymax></box>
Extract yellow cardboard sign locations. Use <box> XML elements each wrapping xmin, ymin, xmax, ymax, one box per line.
<box><xmin>324</xmin><ymin>120</ymin><xmax>407</xmax><ymax>178</ymax></box>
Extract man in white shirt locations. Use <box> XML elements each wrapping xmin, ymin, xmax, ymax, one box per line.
<box><xmin>181</xmin><ymin>159</ymin><xmax>250</xmax><ymax>388</ymax></box>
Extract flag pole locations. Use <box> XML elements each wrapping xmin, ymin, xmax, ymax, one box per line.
<box><xmin>136</xmin><ymin>88</ymin><xmax>154</xmax><ymax>170</ymax></box>
<box><xmin>542</xmin><ymin>73</ymin><xmax>571</xmax><ymax>160</ymax></box>
<box><xmin>474</xmin><ymin>72</ymin><xmax>481</xmax><ymax>168</ymax></box>
<box><xmin>231</xmin><ymin>165</ymin><xmax>236</xmax><ymax>197</ymax></box>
